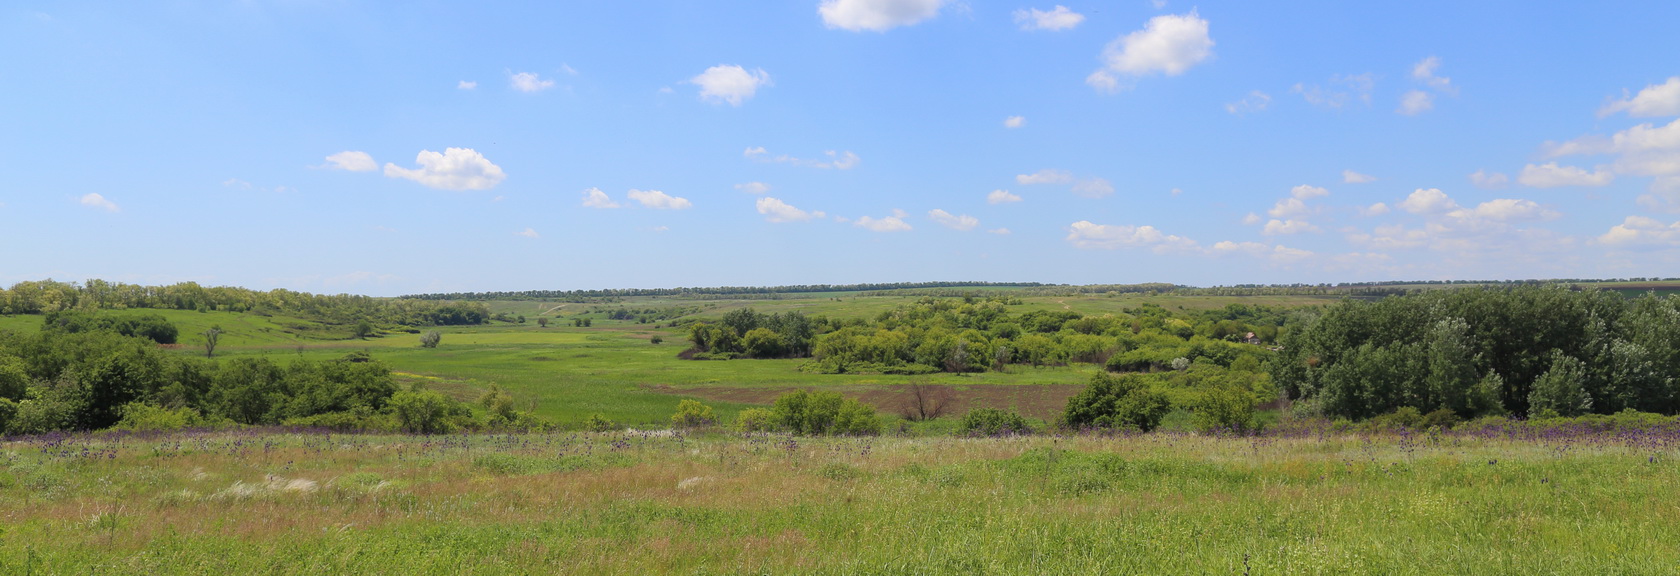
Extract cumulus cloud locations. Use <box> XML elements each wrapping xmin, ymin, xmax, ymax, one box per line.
<box><xmin>1599</xmin><ymin>77</ymin><xmax>1680</xmax><ymax>118</ymax></box>
<box><xmin>1400</xmin><ymin>188</ymin><xmax>1459</xmax><ymax>214</ymax></box>
<box><xmin>1225</xmin><ymin>90</ymin><xmax>1270</xmax><ymax>115</ymax></box>
<box><xmin>628</xmin><ymin>189</ymin><xmax>692</xmax><ymax>210</ymax></box>
<box><xmin>987</xmin><ymin>189</ymin><xmax>1022</xmax><ymax>204</ymax></box>
<box><xmin>1268</xmin><ymin>198</ymin><xmax>1310</xmax><ymax>219</ymax></box>
<box><xmin>746</xmin><ymin>147</ymin><xmax>860</xmax><ymax>169</ymax></box>
<box><xmin>819</xmin><ymin>0</ymin><xmax>948</xmax><ymax>32</ymax></box>
<box><xmin>1242</xmin><ymin>213</ymin><xmax>1261</xmax><ymax>225</ymax></box>
<box><xmin>1411</xmin><ymin>56</ymin><xmax>1454</xmax><ymax>94</ymax></box>
<box><xmin>1016</xmin><ymin>169</ymin><xmax>1074</xmax><ymax>185</ymax></box>
<box><xmin>1293</xmin><ymin>73</ymin><xmax>1375</xmax><ymax>109</ymax></box>
<box><xmin>1291</xmin><ymin>185</ymin><xmax>1329</xmax><ymax>199</ymax></box>
<box><xmin>383</xmin><ymin>148</ymin><xmax>506</xmax><ymax>191</ymax></box>
<box><xmin>1066</xmin><ymin>221</ymin><xmax>1197</xmax><ymax>251</ymax></box>
<box><xmin>928</xmin><ymin>209</ymin><xmax>979</xmax><ymax>230</ymax></box>
<box><xmin>457</xmin><ymin>80</ymin><xmax>477</xmax><ymax>90</ymax></box>
<box><xmin>1638</xmin><ymin>177</ymin><xmax>1680</xmax><ymax>213</ymax></box>
<box><xmin>735</xmin><ymin>182</ymin><xmax>771</xmax><ymax>194</ymax></box>
<box><xmin>1210</xmin><ymin>242</ymin><xmax>1315</xmax><ymax>264</ymax></box>
<box><xmin>1004</xmin><ymin>115</ymin><xmax>1026</xmax><ymax>128</ymax></box>
<box><xmin>855</xmin><ymin>209</ymin><xmax>913</xmax><ymax>232</ymax></box>
<box><xmin>1544</xmin><ymin>118</ymin><xmax>1680</xmax><ymax>178</ymax></box>
<box><xmin>691</xmin><ymin>65</ymin><xmax>771</xmax><ymax>106</ymax></box>
<box><xmin>515</xmin><ymin>228</ymin><xmax>540</xmax><ymax>239</ymax></box>
<box><xmin>581</xmin><ymin>188</ymin><xmax>619</xmax><ymax>208</ymax></box>
<box><xmin>988</xmin><ymin>228</ymin><xmax>1012</xmax><ymax>235</ymax></box>
<box><xmin>1088</xmin><ymin>11</ymin><xmax>1213</xmax><ymax>92</ymax></box>
<box><xmin>1397</xmin><ymin>90</ymin><xmax>1434</xmax><ymax>115</ymax></box>
<box><xmin>1360</xmin><ymin>202</ymin><xmax>1391</xmax><ymax>216</ymax></box>
<box><xmin>1469</xmin><ymin>169</ymin><xmax>1510</xmax><ymax>189</ymax></box>
<box><xmin>323</xmin><ymin>151</ymin><xmax>376</xmax><ymax>172</ymax></box>
<box><xmin>1343</xmin><ymin>170</ymin><xmax>1376</xmax><ymax>184</ymax></box>
<box><xmin>509</xmin><ymin>71</ymin><xmax>555</xmax><ymax>93</ymax></box>
<box><xmin>757</xmin><ymin>197</ymin><xmax>818</xmax><ymax>222</ymax></box>
<box><xmin>1599</xmin><ymin>215</ymin><xmax>1680</xmax><ymax>246</ymax></box>
<box><xmin>1014</xmin><ymin>6</ymin><xmax>1084</xmax><ymax>31</ymax></box>
<box><xmin>1518</xmin><ymin>162</ymin><xmax>1615</xmax><ymax>188</ymax></box>
<box><xmin>1072</xmin><ymin>178</ymin><xmax>1115</xmax><ymax>198</ymax></box>
<box><xmin>1450</xmin><ymin>198</ymin><xmax>1559</xmax><ymax>222</ymax></box>
<box><xmin>79</xmin><ymin>193</ymin><xmax>118</xmax><ymax>212</ymax></box>
<box><xmin>1263</xmin><ymin>219</ymin><xmax>1319</xmax><ymax>235</ymax></box>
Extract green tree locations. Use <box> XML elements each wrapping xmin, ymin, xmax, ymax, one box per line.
<box><xmin>419</xmin><ymin>331</ymin><xmax>441</xmax><ymax>348</ymax></box>
<box><xmin>670</xmin><ymin>399</ymin><xmax>717</xmax><ymax>428</ymax></box>
<box><xmin>390</xmin><ymin>388</ymin><xmax>468</xmax><ymax>434</ymax></box>
<box><xmin>202</xmin><ymin>326</ymin><xmax>222</xmax><ymax>358</ymax></box>
<box><xmin>1062</xmin><ymin>372</ymin><xmax>1172</xmax><ymax>432</ymax></box>
<box><xmin>1528</xmin><ymin>351</ymin><xmax>1591</xmax><ymax>418</ymax></box>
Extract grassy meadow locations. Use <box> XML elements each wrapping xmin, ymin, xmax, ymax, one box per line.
<box><xmin>3</xmin><ymin>426</ymin><xmax>1676</xmax><ymax>574</ymax></box>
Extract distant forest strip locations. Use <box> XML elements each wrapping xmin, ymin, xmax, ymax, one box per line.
<box><xmin>0</xmin><ymin>279</ymin><xmax>488</xmax><ymax>326</ymax></box>
<box><xmin>402</xmin><ymin>277</ymin><xmax>1680</xmax><ymax>301</ymax></box>
<box><xmin>400</xmin><ymin>281</ymin><xmax>1049</xmax><ymax>301</ymax></box>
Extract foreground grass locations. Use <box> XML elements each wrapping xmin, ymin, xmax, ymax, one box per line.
<box><xmin>3</xmin><ymin>428</ymin><xmax>1676</xmax><ymax>574</ymax></box>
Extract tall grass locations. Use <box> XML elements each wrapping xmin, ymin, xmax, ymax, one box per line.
<box><xmin>2</xmin><ymin>426</ymin><xmax>1676</xmax><ymax>574</ymax></box>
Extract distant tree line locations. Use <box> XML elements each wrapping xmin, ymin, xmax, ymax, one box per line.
<box><xmin>1272</xmin><ymin>286</ymin><xmax>1680</xmax><ymax>420</ymax></box>
<box><xmin>400</xmin><ymin>281</ymin><xmax>1049</xmax><ymax>301</ymax></box>
<box><xmin>1</xmin><ymin>279</ymin><xmax>489</xmax><ymax>327</ymax></box>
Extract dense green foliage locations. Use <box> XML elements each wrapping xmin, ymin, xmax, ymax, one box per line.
<box><xmin>685</xmin><ymin>308</ymin><xmax>827</xmax><ymax>359</ymax></box>
<box><xmin>958</xmin><ymin>407</ymin><xmax>1032</xmax><ymax>435</ymax></box>
<box><xmin>403</xmin><ymin>281</ymin><xmax>1049</xmax><ymax>301</ymax></box>
<box><xmin>1</xmin><ymin>279</ymin><xmax>489</xmax><ymax>326</ymax></box>
<box><xmin>769</xmin><ymin>390</ymin><xmax>882</xmax><ymax>435</ymax></box>
<box><xmin>1062</xmin><ymin>373</ymin><xmax>1173</xmax><ymax>431</ymax></box>
<box><xmin>42</xmin><ymin>310</ymin><xmax>179</xmax><ymax>344</ymax></box>
<box><xmin>1273</xmin><ymin>286</ymin><xmax>1680</xmax><ymax>420</ymax></box>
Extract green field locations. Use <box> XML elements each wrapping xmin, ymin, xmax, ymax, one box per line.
<box><xmin>2</xmin><ymin>427</ymin><xmax>1674</xmax><ymax>574</ymax></box>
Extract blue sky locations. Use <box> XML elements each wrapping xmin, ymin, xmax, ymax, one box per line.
<box><xmin>4</xmin><ymin>1</ymin><xmax>1680</xmax><ymax>296</ymax></box>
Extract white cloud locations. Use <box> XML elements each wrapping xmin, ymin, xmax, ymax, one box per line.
<box><xmin>987</xmin><ymin>189</ymin><xmax>1022</xmax><ymax>204</ymax></box>
<box><xmin>1267</xmin><ymin>198</ymin><xmax>1309</xmax><ymax>219</ymax></box>
<box><xmin>1208</xmin><ymin>241</ymin><xmax>1313</xmax><ymax>264</ymax></box>
<box><xmin>1599</xmin><ymin>77</ymin><xmax>1680</xmax><ymax>118</ymax></box>
<box><xmin>1518</xmin><ymin>162</ymin><xmax>1614</xmax><ymax>188</ymax></box>
<box><xmin>1599</xmin><ymin>216</ymin><xmax>1680</xmax><ymax>247</ymax></box>
<box><xmin>1066</xmin><ymin>221</ymin><xmax>1197</xmax><ymax>251</ymax></box>
<box><xmin>690</xmin><ymin>65</ymin><xmax>772</xmax><ymax>106</ymax></box>
<box><xmin>1014</xmin><ymin>6</ymin><xmax>1084</xmax><ymax>31</ymax></box>
<box><xmin>560</xmin><ymin>63</ymin><xmax>578</xmax><ymax>76</ymax></box>
<box><xmin>928</xmin><ymin>209</ymin><xmax>979</xmax><ymax>230</ymax></box>
<box><xmin>1242</xmin><ymin>213</ymin><xmax>1261</xmax><ymax>225</ymax></box>
<box><xmin>1411</xmin><ymin>56</ymin><xmax>1454</xmax><ymax>94</ymax></box>
<box><xmin>1016</xmin><ymin>169</ymin><xmax>1074</xmax><ymax>185</ymax></box>
<box><xmin>819</xmin><ymin>0</ymin><xmax>948</xmax><ymax>32</ymax></box>
<box><xmin>1224</xmin><ymin>90</ymin><xmax>1271</xmax><ymax>115</ymax></box>
<box><xmin>1469</xmin><ymin>169</ymin><xmax>1510</xmax><ymax>189</ymax></box>
<box><xmin>1342</xmin><ymin>170</ymin><xmax>1376</xmax><ymax>184</ymax></box>
<box><xmin>323</xmin><ymin>151</ymin><xmax>376</xmax><ymax>172</ymax></box>
<box><xmin>1347</xmin><ymin>223</ymin><xmax>1429</xmax><ymax>250</ymax></box>
<box><xmin>1638</xmin><ymin>177</ymin><xmax>1680</xmax><ymax>213</ymax></box>
<box><xmin>1450</xmin><ymin>198</ymin><xmax>1559</xmax><ymax>223</ymax></box>
<box><xmin>855</xmin><ymin>209</ymin><xmax>913</xmax><ymax>232</ymax></box>
<box><xmin>581</xmin><ymin>187</ymin><xmax>620</xmax><ymax>208</ymax></box>
<box><xmin>1263</xmin><ymin>219</ymin><xmax>1319</xmax><ymax>235</ymax></box>
<box><xmin>1360</xmin><ymin>202</ymin><xmax>1390</xmax><ymax>216</ymax></box>
<box><xmin>1089</xmin><ymin>11</ymin><xmax>1213</xmax><ymax>92</ymax></box>
<box><xmin>746</xmin><ymin>147</ymin><xmax>860</xmax><ymax>169</ymax></box>
<box><xmin>1170</xmin><ymin>188</ymin><xmax>1182</xmax><ymax>196</ymax></box>
<box><xmin>515</xmin><ymin>228</ymin><xmax>540</xmax><ymax>239</ymax></box>
<box><xmin>1293</xmin><ymin>73</ymin><xmax>1375</xmax><ymax>109</ymax></box>
<box><xmin>735</xmin><ymin>182</ymin><xmax>771</xmax><ymax>194</ymax></box>
<box><xmin>457</xmin><ymin>80</ymin><xmax>477</xmax><ymax>90</ymax></box>
<box><xmin>1543</xmin><ymin>119</ymin><xmax>1680</xmax><ymax>177</ymax></box>
<box><xmin>1291</xmin><ymin>184</ymin><xmax>1329</xmax><ymax>199</ymax></box>
<box><xmin>1072</xmin><ymin>178</ymin><xmax>1114</xmax><ymax>198</ymax></box>
<box><xmin>628</xmin><ymin>189</ymin><xmax>692</xmax><ymax>210</ymax></box>
<box><xmin>383</xmin><ymin>148</ymin><xmax>506</xmax><ymax>191</ymax></box>
<box><xmin>509</xmin><ymin>72</ymin><xmax>555</xmax><ymax>93</ymax></box>
<box><xmin>757</xmin><ymin>197</ymin><xmax>817</xmax><ymax>222</ymax></box>
<box><xmin>1004</xmin><ymin>115</ymin><xmax>1026</xmax><ymax>128</ymax></box>
<box><xmin>79</xmin><ymin>193</ymin><xmax>118</xmax><ymax>212</ymax></box>
<box><xmin>1400</xmin><ymin>188</ymin><xmax>1458</xmax><ymax>214</ymax></box>
<box><xmin>1397</xmin><ymin>90</ymin><xmax>1434</xmax><ymax>115</ymax></box>
<box><xmin>988</xmin><ymin>228</ymin><xmax>1012</xmax><ymax>235</ymax></box>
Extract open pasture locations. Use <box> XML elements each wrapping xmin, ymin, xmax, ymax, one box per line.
<box><xmin>2</xmin><ymin>425</ymin><xmax>1677</xmax><ymax>574</ymax></box>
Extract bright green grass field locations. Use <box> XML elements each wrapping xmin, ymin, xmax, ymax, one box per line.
<box><xmin>1</xmin><ymin>429</ymin><xmax>1674</xmax><ymax>574</ymax></box>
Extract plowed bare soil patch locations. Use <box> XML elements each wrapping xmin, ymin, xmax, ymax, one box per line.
<box><xmin>650</xmin><ymin>383</ymin><xmax>1084</xmax><ymax>420</ymax></box>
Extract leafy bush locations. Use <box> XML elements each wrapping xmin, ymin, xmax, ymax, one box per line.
<box><xmin>0</xmin><ymin>354</ymin><xmax>28</xmax><ymax>401</ymax></box>
<box><xmin>419</xmin><ymin>331</ymin><xmax>441</xmax><ymax>348</ymax></box>
<box><xmin>389</xmin><ymin>388</ymin><xmax>472</xmax><ymax>434</ymax></box>
<box><xmin>734</xmin><ymin>407</ymin><xmax>777</xmax><ymax>432</ymax></box>
<box><xmin>1191</xmin><ymin>386</ymin><xmax>1259</xmax><ymax>433</ymax></box>
<box><xmin>282</xmin><ymin>406</ymin><xmax>395</xmax><ymax>432</ymax></box>
<box><xmin>1368</xmin><ymin>406</ymin><xmax>1424</xmax><ymax>430</ymax></box>
<box><xmin>1063</xmin><ymin>372</ymin><xmax>1172</xmax><ymax>432</ymax></box>
<box><xmin>6</xmin><ymin>385</ymin><xmax>81</xmax><ymax>435</ymax></box>
<box><xmin>0</xmin><ymin>398</ymin><xmax>16</xmax><ymax>434</ymax></box>
<box><xmin>1419</xmin><ymin>408</ymin><xmax>1461</xmax><ymax>430</ymax></box>
<box><xmin>671</xmin><ymin>399</ymin><xmax>717</xmax><ymax>428</ymax></box>
<box><xmin>959</xmin><ymin>407</ymin><xmax>1032</xmax><ymax>436</ymax></box>
<box><xmin>112</xmin><ymin>402</ymin><xmax>225</xmax><ymax>432</ymax></box>
<box><xmin>585</xmin><ymin>413</ymin><xmax>616</xmax><ymax>432</ymax></box>
<box><xmin>771</xmin><ymin>390</ymin><xmax>881</xmax><ymax>435</ymax></box>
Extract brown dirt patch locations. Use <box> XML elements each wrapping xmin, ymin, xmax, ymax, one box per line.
<box><xmin>648</xmin><ymin>383</ymin><xmax>1084</xmax><ymax>420</ymax></box>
